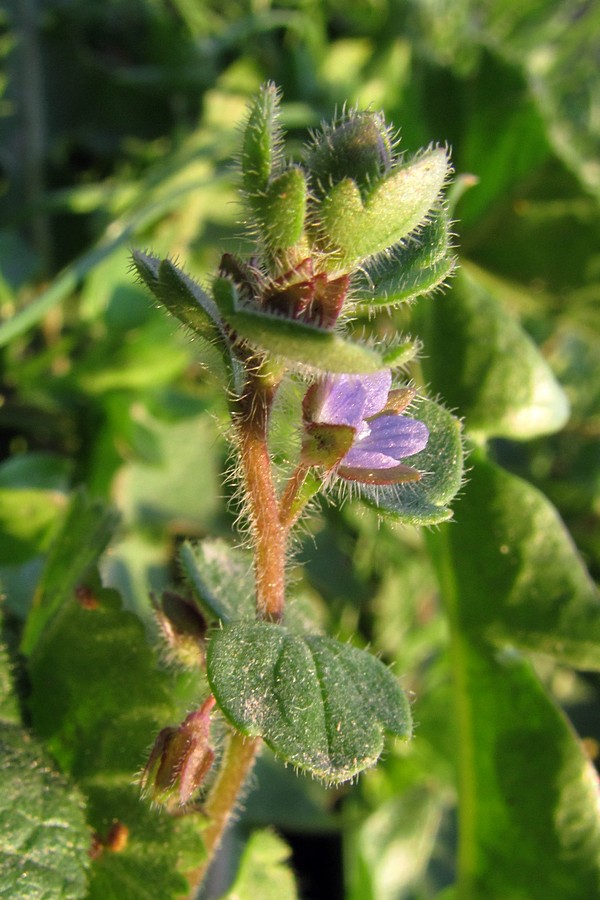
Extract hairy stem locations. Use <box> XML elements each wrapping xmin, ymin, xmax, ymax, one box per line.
<box><xmin>189</xmin><ymin>362</ymin><xmax>285</xmax><ymax>894</ymax></box>
<box><xmin>236</xmin><ymin>369</ymin><xmax>286</xmax><ymax>621</ymax></box>
<box><xmin>187</xmin><ymin>731</ymin><xmax>261</xmax><ymax>895</ymax></box>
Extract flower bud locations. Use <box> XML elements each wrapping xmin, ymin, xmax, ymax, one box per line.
<box><xmin>153</xmin><ymin>590</ymin><xmax>207</xmax><ymax>669</ymax></box>
<box><xmin>306</xmin><ymin>112</ymin><xmax>393</xmax><ymax>196</ymax></box>
<box><xmin>263</xmin><ymin>258</ymin><xmax>349</xmax><ymax>328</ymax></box>
<box><xmin>140</xmin><ymin>697</ymin><xmax>216</xmax><ymax>806</ymax></box>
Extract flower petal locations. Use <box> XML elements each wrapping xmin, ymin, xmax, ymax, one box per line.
<box><xmin>313</xmin><ymin>371</ymin><xmax>391</xmax><ymax>428</ymax></box>
<box><xmin>341</xmin><ymin>415</ymin><xmax>429</xmax><ymax>469</ymax></box>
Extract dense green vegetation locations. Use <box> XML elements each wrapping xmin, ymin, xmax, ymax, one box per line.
<box><xmin>2</xmin><ymin>2</ymin><xmax>600</xmax><ymax>897</ymax></box>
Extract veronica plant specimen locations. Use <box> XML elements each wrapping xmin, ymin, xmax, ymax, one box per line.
<box><xmin>132</xmin><ymin>83</ymin><xmax>462</xmax><ymax>889</ymax></box>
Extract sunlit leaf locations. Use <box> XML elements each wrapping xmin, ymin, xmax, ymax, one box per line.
<box><xmin>208</xmin><ymin>621</ymin><xmax>412</xmax><ymax>783</ymax></box>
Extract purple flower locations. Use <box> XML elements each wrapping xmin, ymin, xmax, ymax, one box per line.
<box><xmin>303</xmin><ymin>371</ymin><xmax>429</xmax><ymax>484</ymax></box>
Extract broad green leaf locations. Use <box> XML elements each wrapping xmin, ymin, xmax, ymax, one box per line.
<box><xmin>356</xmin><ymin>397</ymin><xmax>463</xmax><ymax>525</ymax></box>
<box><xmin>419</xmin><ymin>265</ymin><xmax>570</xmax><ymax>439</ymax></box>
<box><xmin>353</xmin><ymin>210</ymin><xmax>455</xmax><ymax>307</ymax></box>
<box><xmin>85</xmin><ymin>784</ymin><xmax>203</xmax><ymax>900</ymax></box>
<box><xmin>25</xmin><ymin>574</ymin><xmax>205</xmax><ymax>895</ymax></box>
<box><xmin>314</xmin><ymin>148</ymin><xmax>450</xmax><ymax>266</ymax></box>
<box><xmin>26</xmin><ymin>576</ymin><xmax>180</xmax><ymax>777</ymax></box>
<box><xmin>20</xmin><ymin>489</ymin><xmax>119</xmax><ymax>656</ymax></box>
<box><xmin>430</xmin><ymin>454</ymin><xmax>600</xmax><ymax>669</ymax></box>
<box><xmin>207</xmin><ymin>621</ymin><xmax>412</xmax><ymax>783</ymax></box>
<box><xmin>442</xmin><ymin>637</ymin><xmax>600</xmax><ymax>898</ymax></box>
<box><xmin>223</xmin><ymin>829</ymin><xmax>298</xmax><ymax>900</ymax></box>
<box><xmin>0</xmin><ymin>722</ymin><xmax>90</xmax><ymax>899</ymax></box>
<box><xmin>213</xmin><ymin>276</ymin><xmax>388</xmax><ymax>373</ymax></box>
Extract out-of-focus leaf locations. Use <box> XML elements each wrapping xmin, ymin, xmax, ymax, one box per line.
<box><xmin>347</xmin><ymin>787</ymin><xmax>444</xmax><ymax>900</ymax></box>
<box><xmin>481</xmin><ymin>1</ymin><xmax>600</xmax><ymax>203</ymax></box>
<box><xmin>439</xmin><ymin>637</ymin><xmax>600</xmax><ymax>898</ymax></box>
<box><xmin>0</xmin><ymin>489</ymin><xmax>65</xmax><ymax>565</ymax></box>
<box><xmin>223</xmin><ymin>829</ymin><xmax>298</xmax><ymax>900</ymax></box>
<box><xmin>356</xmin><ymin>397</ymin><xmax>463</xmax><ymax>525</ymax></box>
<box><xmin>179</xmin><ymin>538</ymin><xmax>254</xmax><ymax>624</ymax></box>
<box><xmin>85</xmin><ymin>784</ymin><xmax>204</xmax><ymax>900</ymax></box>
<box><xmin>419</xmin><ymin>265</ymin><xmax>570</xmax><ymax>439</ymax></box>
<box><xmin>0</xmin><ymin>722</ymin><xmax>90</xmax><ymax>900</ymax></box>
<box><xmin>26</xmin><ymin>577</ymin><xmax>179</xmax><ymax>777</ymax></box>
<box><xmin>20</xmin><ymin>489</ymin><xmax>119</xmax><ymax>657</ymax></box>
<box><xmin>116</xmin><ymin>410</ymin><xmax>222</xmax><ymax>531</ymax></box>
<box><xmin>208</xmin><ymin>621</ymin><xmax>412</xmax><ymax>783</ymax></box>
<box><xmin>0</xmin><ymin>639</ymin><xmax>20</xmax><ymax>724</ymax></box>
<box><xmin>431</xmin><ymin>454</ymin><xmax>600</xmax><ymax>669</ymax></box>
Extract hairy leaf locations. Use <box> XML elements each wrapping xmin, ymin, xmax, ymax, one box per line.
<box><xmin>314</xmin><ymin>148</ymin><xmax>450</xmax><ymax>266</ymax></box>
<box><xmin>356</xmin><ymin>397</ymin><xmax>463</xmax><ymax>525</ymax></box>
<box><xmin>213</xmin><ymin>276</ymin><xmax>389</xmax><ymax>373</ymax></box>
<box><xmin>353</xmin><ymin>210</ymin><xmax>454</xmax><ymax>307</ymax></box>
<box><xmin>0</xmin><ymin>722</ymin><xmax>90</xmax><ymax>899</ymax></box>
<box><xmin>208</xmin><ymin>622</ymin><xmax>412</xmax><ymax>783</ymax></box>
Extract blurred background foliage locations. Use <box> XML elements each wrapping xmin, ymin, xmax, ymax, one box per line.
<box><xmin>1</xmin><ymin>1</ymin><xmax>600</xmax><ymax>898</ymax></box>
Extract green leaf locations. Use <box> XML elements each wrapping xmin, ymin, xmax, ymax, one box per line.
<box><xmin>179</xmin><ymin>538</ymin><xmax>255</xmax><ymax>624</ymax></box>
<box><xmin>207</xmin><ymin>621</ymin><xmax>412</xmax><ymax>783</ymax></box>
<box><xmin>442</xmin><ymin>638</ymin><xmax>600</xmax><ymax>898</ymax></box>
<box><xmin>353</xmin><ymin>210</ymin><xmax>455</xmax><ymax>307</ymax></box>
<box><xmin>20</xmin><ymin>489</ymin><xmax>119</xmax><ymax>657</ymax></box>
<box><xmin>314</xmin><ymin>148</ymin><xmax>450</xmax><ymax>266</ymax></box>
<box><xmin>85</xmin><ymin>784</ymin><xmax>203</xmax><ymax>900</ymax></box>
<box><xmin>430</xmin><ymin>454</ymin><xmax>600</xmax><ymax>669</ymax></box>
<box><xmin>180</xmin><ymin>539</ymin><xmax>320</xmax><ymax>634</ymax></box>
<box><xmin>0</xmin><ymin>722</ymin><xmax>90</xmax><ymax>899</ymax></box>
<box><xmin>26</xmin><ymin>576</ymin><xmax>181</xmax><ymax>778</ymax></box>
<box><xmin>241</xmin><ymin>82</ymin><xmax>284</xmax><ymax>197</ymax></box>
<box><xmin>24</xmin><ymin>573</ymin><xmax>204</xmax><ymax>895</ymax></box>
<box><xmin>356</xmin><ymin>397</ymin><xmax>464</xmax><ymax>525</ymax></box>
<box><xmin>213</xmin><ymin>276</ymin><xmax>388</xmax><ymax>373</ymax></box>
<box><xmin>347</xmin><ymin>787</ymin><xmax>444</xmax><ymax>900</ymax></box>
<box><xmin>0</xmin><ymin>640</ymin><xmax>20</xmax><ymax>725</ymax></box>
<box><xmin>223</xmin><ymin>830</ymin><xmax>298</xmax><ymax>900</ymax></box>
<box><xmin>252</xmin><ymin>167</ymin><xmax>308</xmax><ymax>251</ymax></box>
<box><xmin>419</xmin><ymin>265</ymin><xmax>570</xmax><ymax>439</ymax></box>
<box><xmin>0</xmin><ymin>488</ymin><xmax>65</xmax><ymax>565</ymax></box>
<box><xmin>131</xmin><ymin>251</ymin><xmax>222</xmax><ymax>341</ymax></box>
